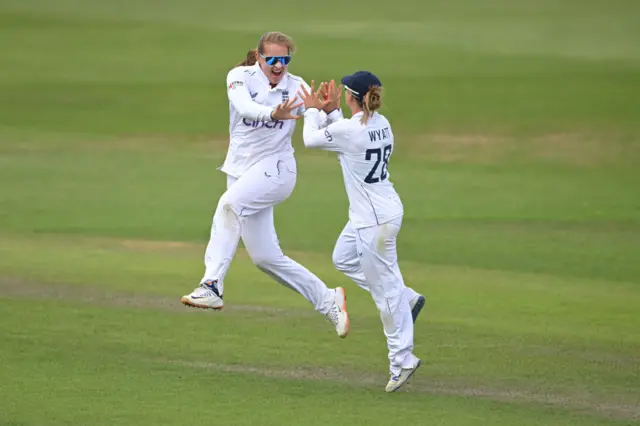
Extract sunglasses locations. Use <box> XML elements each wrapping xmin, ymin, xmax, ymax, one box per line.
<box><xmin>260</xmin><ymin>54</ymin><xmax>292</xmax><ymax>66</ymax></box>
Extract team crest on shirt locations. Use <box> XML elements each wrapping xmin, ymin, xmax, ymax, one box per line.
<box><xmin>282</xmin><ymin>90</ymin><xmax>289</xmax><ymax>103</ymax></box>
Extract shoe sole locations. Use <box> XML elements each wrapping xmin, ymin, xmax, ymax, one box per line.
<box><xmin>386</xmin><ymin>359</ymin><xmax>422</xmax><ymax>393</ymax></box>
<box><xmin>337</xmin><ymin>287</ymin><xmax>350</xmax><ymax>338</ymax></box>
<box><xmin>181</xmin><ymin>297</ymin><xmax>224</xmax><ymax>310</ymax></box>
<box><xmin>411</xmin><ymin>296</ymin><xmax>425</xmax><ymax>323</ymax></box>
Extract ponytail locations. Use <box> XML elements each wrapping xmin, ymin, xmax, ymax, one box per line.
<box><xmin>234</xmin><ymin>49</ymin><xmax>258</xmax><ymax>68</ymax></box>
<box><xmin>360</xmin><ymin>86</ymin><xmax>382</xmax><ymax>125</ymax></box>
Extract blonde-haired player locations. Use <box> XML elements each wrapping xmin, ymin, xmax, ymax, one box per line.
<box><xmin>181</xmin><ymin>32</ymin><xmax>349</xmax><ymax>339</ymax></box>
<box><xmin>298</xmin><ymin>73</ymin><xmax>425</xmax><ymax>392</ymax></box>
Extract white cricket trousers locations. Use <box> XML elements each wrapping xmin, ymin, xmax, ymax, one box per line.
<box><xmin>201</xmin><ymin>152</ymin><xmax>334</xmax><ymax>315</ymax></box>
<box><xmin>332</xmin><ymin>218</ymin><xmax>419</xmax><ymax>375</ymax></box>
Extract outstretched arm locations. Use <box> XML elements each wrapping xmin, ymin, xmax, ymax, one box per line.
<box><xmin>302</xmin><ymin>107</ymin><xmax>350</xmax><ymax>152</ymax></box>
<box><xmin>299</xmin><ymin>81</ymin><xmax>351</xmax><ymax>152</ymax></box>
<box><xmin>297</xmin><ymin>80</ymin><xmax>344</xmax><ymax>127</ymax></box>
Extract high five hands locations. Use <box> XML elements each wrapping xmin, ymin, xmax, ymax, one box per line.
<box><xmin>268</xmin><ymin>79</ymin><xmax>342</xmax><ymax>121</ymax></box>
<box><xmin>320</xmin><ymin>79</ymin><xmax>342</xmax><ymax>113</ymax></box>
<box><xmin>297</xmin><ymin>80</ymin><xmax>343</xmax><ymax>113</ymax></box>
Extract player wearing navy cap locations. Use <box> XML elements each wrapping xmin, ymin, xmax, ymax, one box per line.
<box><xmin>298</xmin><ymin>73</ymin><xmax>425</xmax><ymax>392</ymax></box>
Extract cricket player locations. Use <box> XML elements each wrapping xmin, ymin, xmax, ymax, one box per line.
<box><xmin>181</xmin><ymin>32</ymin><xmax>349</xmax><ymax>339</ymax></box>
<box><xmin>298</xmin><ymin>73</ymin><xmax>425</xmax><ymax>392</ymax></box>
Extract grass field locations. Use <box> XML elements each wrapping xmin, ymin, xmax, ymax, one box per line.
<box><xmin>1</xmin><ymin>0</ymin><xmax>639</xmax><ymax>424</ymax></box>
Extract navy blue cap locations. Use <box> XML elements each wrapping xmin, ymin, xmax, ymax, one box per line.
<box><xmin>341</xmin><ymin>71</ymin><xmax>382</xmax><ymax>100</ymax></box>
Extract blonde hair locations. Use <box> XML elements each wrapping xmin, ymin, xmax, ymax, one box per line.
<box><xmin>234</xmin><ymin>31</ymin><xmax>296</xmax><ymax>68</ymax></box>
<box><xmin>360</xmin><ymin>86</ymin><xmax>382</xmax><ymax>124</ymax></box>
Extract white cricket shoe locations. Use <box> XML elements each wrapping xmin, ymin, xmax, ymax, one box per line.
<box><xmin>385</xmin><ymin>359</ymin><xmax>421</xmax><ymax>392</ymax></box>
<box><xmin>409</xmin><ymin>294</ymin><xmax>426</xmax><ymax>323</ymax></box>
<box><xmin>181</xmin><ymin>280</ymin><xmax>223</xmax><ymax>310</ymax></box>
<box><xmin>326</xmin><ymin>287</ymin><xmax>349</xmax><ymax>338</ymax></box>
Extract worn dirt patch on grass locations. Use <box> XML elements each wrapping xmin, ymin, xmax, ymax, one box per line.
<box><xmin>528</xmin><ymin>132</ymin><xmax>636</xmax><ymax>167</ymax></box>
<box><xmin>404</xmin><ymin>133</ymin><xmax>511</xmax><ymax>164</ymax></box>
<box><xmin>402</xmin><ymin>132</ymin><xmax>639</xmax><ymax>167</ymax></box>
<box><xmin>0</xmin><ymin>134</ymin><xmax>230</xmax><ymax>155</ymax></box>
<box><xmin>0</xmin><ymin>276</ymin><xmax>311</xmax><ymax>317</ymax></box>
<box><xmin>166</xmin><ymin>359</ymin><xmax>640</xmax><ymax>421</ymax></box>
<box><xmin>119</xmin><ymin>239</ymin><xmax>196</xmax><ymax>251</ymax></box>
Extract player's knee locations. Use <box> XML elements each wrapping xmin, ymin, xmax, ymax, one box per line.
<box><xmin>374</xmin><ymin>299</ymin><xmax>388</xmax><ymax>315</ymax></box>
<box><xmin>332</xmin><ymin>250</ymin><xmax>350</xmax><ymax>272</ymax></box>
<box><xmin>251</xmin><ymin>255</ymin><xmax>271</xmax><ymax>268</ymax></box>
<box><xmin>250</xmin><ymin>252</ymin><xmax>280</xmax><ymax>269</ymax></box>
<box><xmin>217</xmin><ymin>196</ymin><xmax>241</xmax><ymax>230</ymax></box>
<box><xmin>373</xmin><ymin>291</ymin><xmax>402</xmax><ymax>315</ymax></box>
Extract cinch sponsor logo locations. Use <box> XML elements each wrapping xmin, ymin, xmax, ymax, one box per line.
<box><xmin>242</xmin><ymin>118</ymin><xmax>284</xmax><ymax>129</ymax></box>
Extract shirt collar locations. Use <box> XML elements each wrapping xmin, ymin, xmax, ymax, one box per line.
<box><xmin>352</xmin><ymin>111</ymin><xmax>377</xmax><ymax>119</ymax></box>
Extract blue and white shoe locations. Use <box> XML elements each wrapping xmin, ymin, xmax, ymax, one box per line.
<box><xmin>385</xmin><ymin>359</ymin><xmax>421</xmax><ymax>392</ymax></box>
<box><xmin>181</xmin><ymin>280</ymin><xmax>223</xmax><ymax>310</ymax></box>
<box><xmin>409</xmin><ymin>295</ymin><xmax>426</xmax><ymax>323</ymax></box>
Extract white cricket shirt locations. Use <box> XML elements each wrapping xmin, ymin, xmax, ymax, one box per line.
<box><xmin>221</xmin><ymin>63</ymin><xmax>309</xmax><ymax>178</ymax></box>
<box><xmin>302</xmin><ymin>108</ymin><xmax>404</xmax><ymax>228</ymax></box>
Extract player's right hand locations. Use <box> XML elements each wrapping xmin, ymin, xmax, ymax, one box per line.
<box><xmin>321</xmin><ymin>80</ymin><xmax>342</xmax><ymax>113</ymax></box>
<box><xmin>271</xmin><ymin>97</ymin><xmax>304</xmax><ymax>121</ymax></box>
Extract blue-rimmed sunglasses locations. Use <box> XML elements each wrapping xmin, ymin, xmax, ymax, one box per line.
<box><xmin>260</xmin><ymin>54</ymin><xmax>292</xmax><ymax>66</ymax></box>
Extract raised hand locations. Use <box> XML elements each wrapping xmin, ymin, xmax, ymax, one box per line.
<box><xmin>297</xmin><ymin>80</ymin><xmax>329</xmax><ymax>111</ymax></box>
<box><xmin>271</xmin><ymin>97</ymin><xmax>304</xmax><ymax>120</ymax></box>
<box><xmin>322</xmin><ymin>79</ymin><xmax>342</xmax><ymax>113</ymax></box>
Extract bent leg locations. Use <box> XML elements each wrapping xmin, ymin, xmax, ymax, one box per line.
<box><xmin>333</xmin><ymin>222</ymin><xmax>422</xmax><ymax>311</ymax></box>
<box><xmin>242</xmin><ymin>206</ymin><xmax>334</xmax><ymax>315</ymax></box>
<box><xmin>200</xmin><ymin>155</ymin><xmax>296</xmax><ymax>295</ymax></box>
<box><xmin>332</xmin><ymin>221</ymin><xmax>369</xmax><ymax>291</ymax></box>
<box><xmin>356</xmin><ymin>219</ymin><xmax>418</xmax><ymax>375</ymax></box>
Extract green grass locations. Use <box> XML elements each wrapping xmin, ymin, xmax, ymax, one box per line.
<box><xmin>1</xmin><ymin>0</ymin><xmax>639</xmax><ymax>424</ymax></box>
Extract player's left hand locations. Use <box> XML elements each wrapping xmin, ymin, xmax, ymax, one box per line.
<box><xmin>298</xmin><ymin>80</ymin><xmax>329</xmax><ymax>111</ymax></box>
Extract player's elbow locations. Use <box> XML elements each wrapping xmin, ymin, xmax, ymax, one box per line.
<box><xmin>302</xmin><ymin>135</ymin><xmax>318</xmax><ymax>148</ymax></box>
<box><xmin>301</xmin><ymin>128</ymin><xmax>320</xmax><ymax>148</ymax></box>
<box><xmin>230</xmin><ymin>97</ymin><xmax>270</xmax><ymax>122</ymax></box>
